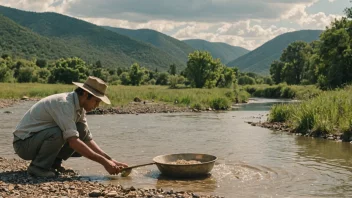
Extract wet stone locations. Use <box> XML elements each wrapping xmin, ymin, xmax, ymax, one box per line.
<box><xmin>89</xmin><ymin>190</ymin><xmax>102</xmax><ymax>197</ymax></box>
<box><xmin>0</xmin><ymin>158</ymin><xmax>221</xmax><ymax>198</ymax></box>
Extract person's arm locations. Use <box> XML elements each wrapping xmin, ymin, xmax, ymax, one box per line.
<box><xmin>85</xmin><ymin>140</ymin><xmax>128</xmax><ymax>168</ymax></box>
<box><xmin>67</xmin><ymin>137</ymin><xmax>120</xmax><ymax>174</ymax></box>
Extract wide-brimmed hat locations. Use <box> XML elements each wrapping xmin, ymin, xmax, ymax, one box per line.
<box><xmin>72</xmin><ymin>76</ymin><xmax>111</xmax><ymax>104</ymax></box>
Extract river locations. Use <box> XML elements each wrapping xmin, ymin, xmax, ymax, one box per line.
<box><xmin>1</xmin><ymin>98</ymin><xmax>352</xmax><ymax>197</ymax></box>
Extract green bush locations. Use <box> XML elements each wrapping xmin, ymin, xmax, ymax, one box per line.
<box><xmin>210</xmin><ymin>97</ymin><xmax>230</xmax><ymax>110</ymax></box>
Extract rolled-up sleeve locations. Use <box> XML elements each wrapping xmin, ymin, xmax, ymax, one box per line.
<box><xmin>45</xmin><ymin>101</ymin><xmax>79</xmax><ymax>140</ymax></box>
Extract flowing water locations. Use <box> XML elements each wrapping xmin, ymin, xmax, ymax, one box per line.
<box><xmin>1</xmin><ymin>98</ymin><xmax>352</xmax><ymax>197</ymax></box>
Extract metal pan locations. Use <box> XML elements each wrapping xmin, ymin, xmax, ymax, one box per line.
<box><xmin>120</xmin><ymin>153</ymin><xmax>217</xmax><ymax>178</ymax></box>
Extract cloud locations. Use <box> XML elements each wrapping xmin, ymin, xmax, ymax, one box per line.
<box><xmin>0</xmin><ymin>0</ymin><xmax>344</xmax><ymax>50</ymax></box>
<box><xmin>0</xmin><ymin>0</ymin><xmax>75</xmax><ymax>13</ymax></box>
<box><xmin>281</xmin><ymin>3</ymin><xmax>343</xmax><ymax>28</ymax></box>
<box><xmin>64</xmin><ymin>0</ymin><xmax>319</xmax><ymax>22</ymax></box>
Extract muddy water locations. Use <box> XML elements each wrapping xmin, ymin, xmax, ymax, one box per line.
<box><xmin>1</xmin><ymin>98</ymin><xmax>352</xmax><ymax>197</ymax></box>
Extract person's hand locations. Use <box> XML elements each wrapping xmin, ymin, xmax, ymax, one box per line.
<box><xmin>103</xmin><ymin>159</ymin><xmax>120</xmax><ymax>175</ymax></box>
<box><xmin>111</xmin><ymin>159</ymin><xmax>128</xmax><ymax>172</ymax></box>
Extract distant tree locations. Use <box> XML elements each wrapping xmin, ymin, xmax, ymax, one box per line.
<box><xmin>185</xmin><ymin>51</ymin><xmax>222</xmax><ymax>88</ymax></box>
<box><xmin>129</xmin><ymin>63</ymin><xmax>144</xmax><ymax>86</ymax></box>
<box><xmin>168</xmin><ymin>64</ymin><xmax>177</xmax><ymax>75</ymax></box>
<box><xmin>216</xmin><ymin>66</ymin><xmax>235</xmax><ymax>88</ymax></box>
<box><xmin>95</xmin><ymin>60</ymin><xmax>102</xmax><ymax>68</ymax></box>
<box><xmin>1</xmin><ymin>54</ymin><xmax>9</xmax><ymax>59</ymax></box>
<box><xmin>0</xmin><ymin>62</ymin><xmax>13</xmax><ymax>82</ymax></box>
<box><xmin>36</xmin><ymin>59</ymin><xmax>47</xmax><ymax>68</ymax></box>
<box><xmin>280</xmin><ymin>41</ymin><xmax>311</xmax><ymax>84</ymax></box>
<box><xmin>48</xmin><ymin>57</ymin><xmax>89</xmax><ymax>84</ymax></box>
<box><xmin>263</xmin><ymin>77</ymin><xmax>274</xmax><ymax>85</ymax></box>
<box><xmin>169</xmin><ymin>75</ymin><xmax>178</xmax><ymax>88</ymax></box>
<box><xmin>36</xmin><ymin>68</ymin><xmax>50</xmax><ymax>83</ymax></box>
<box><xmin>108</xmin><ymin>68</ymin><xmax>116</xmax><ymax>75</ymax></box>
<box><xmin>18</xmin><ymin>66</ymin><xmax>35</xmax><ymax>83</ymax></box>
<box><xmin>156</xmin><ymin>72</ymin><xmax>169</xmax><ymax>85</ymax></box>
<box><xmin>270</xmin><ymin>60</ymin><xmax>284</xmax><ymax>84</ymax></box>
<box><xmin>238</xmin><ymin>75</ymin><xmax>256</xmax><ymax>85</ymax></box>
<box><xmin>92</xmin><ymin>68</ymin><xmax>109</xmax><ymax>82</ymax></box>
<box><xmin>120</xmin><ymin>72</ymin><xmax>130</xmax><ymax>85</ymax></box>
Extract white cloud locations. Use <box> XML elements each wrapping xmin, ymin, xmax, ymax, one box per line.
<box><xmin>0</xmin><ymin>0</ymin><xmax>345</xmax><ymax>50</ymax></box>
<box><xmin>0</xmin><ymin>0</ymin><xmax>75</xmax><ymax>13</ymax></box>
<box><xmin>281</xmin><ymin>3</ymin><xmax>343</xmax><ymax>28</ymax></box>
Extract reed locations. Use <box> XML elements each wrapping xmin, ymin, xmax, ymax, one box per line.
<box><xmin>268</xmin><ymin>86</ymin><xmax>352</xmax><ymax>136</ymax></box>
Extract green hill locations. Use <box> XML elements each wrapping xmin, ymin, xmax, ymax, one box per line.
<box><xmin>103</xmin><ymin>26</ymin><xmax>195</xmax><ymax>63</ymax></box>
<box><xmin>0</xmin><ymin>5</ymin><xmax>184</xmax><ymax>70</ymax></box>
<box><xmin>227</xmin><ymin>30</ymin><xmax>323</xmax><ymax>75</ymax></box>
<box><xmin>183</xmin><ymin>39</ymin><xmax>249</xmax><ymax>64</ymax></box>
<box><xmin>0</xmin><ymin>14</ymin><xmax>79</xmax><ymax>60</ymax></box>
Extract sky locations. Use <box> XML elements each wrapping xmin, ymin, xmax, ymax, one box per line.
<box><xmin>0</xmin><ymin>0</ymin><xmax>350</xmax><ymax>50</ymax></box>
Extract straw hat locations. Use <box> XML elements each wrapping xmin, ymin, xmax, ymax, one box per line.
<box><xmin>72</xmin><ymin>76</ymin><xmax>111</xmax><ymax>104</ymax></box>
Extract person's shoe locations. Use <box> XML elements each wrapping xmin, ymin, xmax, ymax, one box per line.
<box><xmin>51</xmin><ymin>158</ymin><xmax>75</xmax><ymax>174</ymax></box>
<box><xmin>27</xmin><ymin>165</ymin><xmax>56</xmax><ymax>178</ymax></box>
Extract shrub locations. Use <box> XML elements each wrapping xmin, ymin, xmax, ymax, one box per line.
<box><xmin>210</xmin><ymin>97</ymin><xmax>230</xmax><ymax>110</ymax></box>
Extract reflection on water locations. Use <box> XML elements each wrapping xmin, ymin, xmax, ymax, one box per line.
<box><xmin>0</xmin><ymin>98</ymin><xmax>352</xmax><ymax>197</ymax></box>
<box><xmin>233</xmin><ymin>98</ymin><xmax>294</xmax><ymax>111</ymax></box>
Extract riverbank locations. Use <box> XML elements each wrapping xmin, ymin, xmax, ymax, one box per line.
<box><xmin>0</xmin><ymin>83</ymin><xmax>250</xmax><ymax>112</ymax></box>
<box><xmin>0</xmin><ymin>157</ymin><xmax>222</xmax><ymax>198</ymax></box>
<box><xmin>0</xmin><ymin>98</ymin><xmax>213</xmax><ymax>114</ymax></box>
<box><xmin>246</xmin><ymin>121</ymin><xmax>347</xmax><ymax>142</ymax></box>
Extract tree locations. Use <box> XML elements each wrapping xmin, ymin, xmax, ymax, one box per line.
<box><xmin>318</xmin><ymin>17</ymin><xmax>352</xmax><ymax>88</ymax></box>
<box><xmin>185</xmin><ymin>51</ymin><xmax>222</xmax><ymax>88</ymax></box>
<box><xmin>36</xmin><ymin>59</ymin><xmax>47</xmax><ymax>68</ymax></box>
<box><xmin>168</xmin><ymin>64</ymin><xmax>177</xmax><ymax>75</ymax></box>
<box><xmin>270</xmin><ymin>60</ymin><xmax>284</xmax><ymax>84</ymax></box>
<box><xmin>129</xmin><ymin>63</ymin><xmax>144</xmax><ymax>86</ymax></box>
<box><xmin>0</xmin><ymin>62</ymin><xmax>13</xmax><ymax>82</ymax></box>
<box><xmin>156</xmin><ymin>72</ymin><xmax>169</xmax><ymax>85</ymax></box>
<box><xmin>48</xmin><ymin>57</ymin><xmax>89</xmax><ymax>84</ymax></box>
<box><xmin>238</xmin><ymin>75</ymin><xmax>256</xmax><ymax>85</ymax></box>
<box><xmin>120</xmin><ymin>72</ymin><xmax>130</xmax><ymax>85</ymax></box>
<box><xmin>18</xmin><ymin>66</ymin><xmax>35</xmax><ymax>83</ymax></box>
<box><xmin>216</xmin><ymin>66</ymin><xmax>235</xmax><ymax>88</ymax></box>
<box><xmin>280</xmin><ymin>41</ymin><xmax>311</xmax><ymax>84</ymax></box>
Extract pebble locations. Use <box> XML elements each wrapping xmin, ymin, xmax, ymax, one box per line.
<box><xmin>0</xmin><ymin>158</ymin><xmax>223</xmax><ymax>198</ymax></box>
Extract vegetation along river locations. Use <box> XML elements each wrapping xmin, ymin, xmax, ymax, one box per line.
<box><xmin>1</xmin><ymin>98</ymin><xmax>352</xmax><ymax>197</ymax></box>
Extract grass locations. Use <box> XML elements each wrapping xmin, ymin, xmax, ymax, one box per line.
<box><xmin>268</xmin><ymin>86</ymin><xmax>352</xmax><ymax>138</ymax></box>
<box><xmin>0</xmin><ymin>83</ymin><xmax>250</xmax><ymax>110</ymax></box>
<box><xmin>243</xmin><ymin>84</ymin><xmax>322</xmax><ymax>100</ymax></box>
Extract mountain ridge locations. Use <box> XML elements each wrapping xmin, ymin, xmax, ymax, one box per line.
<box><xmin>227</xmin><ymin>30</ymin><xmax>323</xmax><ymax>75</ymax></box>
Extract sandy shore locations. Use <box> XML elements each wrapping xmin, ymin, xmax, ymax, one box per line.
<box><xmin>0</xmin><ymin>157</ymin><xmax>223</xmax><ymax>198</ymax></box>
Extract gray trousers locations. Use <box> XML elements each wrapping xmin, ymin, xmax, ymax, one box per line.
<box><xmin>13</xmin><ymin>123</ymin><xmax>90</xmax><ymax>170</ymax></box>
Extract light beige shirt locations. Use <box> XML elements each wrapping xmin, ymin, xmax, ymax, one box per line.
<box><xmin>13</xmin><ymin>91</ymin><xmax>92</xmax><ymax>141</ymax></box>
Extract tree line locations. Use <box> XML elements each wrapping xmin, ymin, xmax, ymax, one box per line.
<box><xmin>0</xmin><ymin>50</ymin><xmax>273</xmax><ymax>88</ymax></box>
<box><xmin>270</xmin><ymin>6</ymin><xmax>352</xmax><ymax>90</ymax></box>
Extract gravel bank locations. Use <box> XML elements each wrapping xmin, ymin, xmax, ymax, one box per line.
<box><xmin>0</xmin><ymin>157</ymin><xmax>223</xmax><ymax>198</ymax></box>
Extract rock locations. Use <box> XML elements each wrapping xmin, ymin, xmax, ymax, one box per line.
<box><xmin>106</xmin><ymin>191</ymin><xmax>117</xmax><ymax>197</ymax></box>
<box><xmin>8</xmin><ymin>184</ymin><xmax>14</xmax><ymax>191</ymax></box>
<box><xmin>133</xmin><ymin>97</ymin><xmax>141</xmax><ymax>102</ymax></box>
<box><xmin>21</xmin><ymin>96</ymin><xmax>29</xmax><ymax>100</ymax></box>
<box><xmin>89</xmin><ymin>190</ymin><xmax>102</xmax><ymax>197</ymax></box>
<box><xmin>3</xmin><ymin>111</ymin><xmax>13</xmax><ymax>114</ymax></box>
